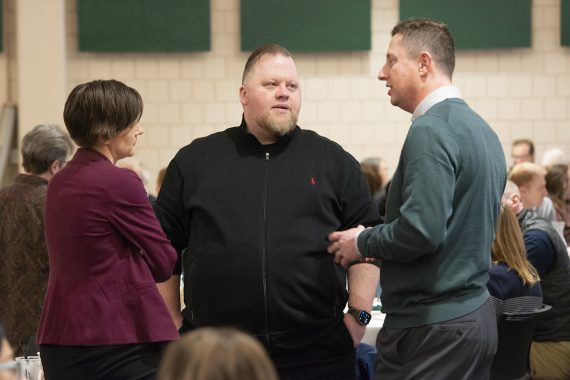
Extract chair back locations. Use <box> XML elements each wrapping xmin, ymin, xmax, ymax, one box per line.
<box><xmin>490</xmin><ymin>304</ymin><xmax>552</xmax><ymax>380</ymax></box>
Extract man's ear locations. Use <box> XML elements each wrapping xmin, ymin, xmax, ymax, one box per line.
<box><xmin>511</xmin><ymin>193</ymin><xmax>522</xmax><ymax>209</ymax></box>
<box><xmin>239</xmin><ymin>85</ymin><xmax>247</xmax><ymax>106</ymax></box>
<box><xmin>418</xmin><ymin>51</ymin><xmax>432</xmax><ymax>76</ymax></box>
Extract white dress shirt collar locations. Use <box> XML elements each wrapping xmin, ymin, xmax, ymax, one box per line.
<box><xmin>411</xmin><ymin>85</ymin><xmax>462</xmax><ymax>122</ymax></box>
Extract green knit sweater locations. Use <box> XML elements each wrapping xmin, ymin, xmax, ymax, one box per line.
<box><xmin>358</xmin><ymin>98</ymin><xmax>506</xmax><ymax>328</ymax></box>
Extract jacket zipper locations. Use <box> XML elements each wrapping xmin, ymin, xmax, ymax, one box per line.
<box><xmin>262</xmin><ymin>152</ymin><xmax>270</xmax><ymax>349</ymax></box>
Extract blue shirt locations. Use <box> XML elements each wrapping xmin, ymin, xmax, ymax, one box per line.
<box><xmin>487</xmin><ymin>262</ymin><xmax>543</xmax><ymax>317</ymax></box>
<box><xmin>524</xmin><ymin>229</ymin><xmax>556</xmax><ymax>276</ymax></box>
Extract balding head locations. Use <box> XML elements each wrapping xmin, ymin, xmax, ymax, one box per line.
<box><xmin>502</xmin><ymin>180</ymin><xmax>524</xmax><ymax>215</ymax></box>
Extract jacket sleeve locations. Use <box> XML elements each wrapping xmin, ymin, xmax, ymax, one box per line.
<box><xmin>358</xmin><ymin>120</ymin><xmax>456</xmax><ymax>263</ymax></box>
<box><xmin>107</xmin><ymin>169</ymin><xmax>178</xmax><ymax>282</ymax></box>
<box><xmin>339</xmin><ymin>159</ymin><xmax>382</xmax><ymax>230</ymax></box>
<box><xmin>153</xmin><ymin>159</ymin><xmax>191</xmax><ymax>275</ymax></box>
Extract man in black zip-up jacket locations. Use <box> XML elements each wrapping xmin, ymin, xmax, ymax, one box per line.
<box><xmin>154</xmin><ymin>44</ymin><xmax>381</xmax><ymax>380</ymax></box>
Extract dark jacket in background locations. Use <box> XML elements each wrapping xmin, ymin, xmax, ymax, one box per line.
<box><xmin>518</xmin><ymin>209</ymin><xmax>570</xmax><ymax>341</ymax></box>
<box><xmin>0</xmin><ymin>174</ymin><xmax>49</xmax><ymax>355</ymax></box>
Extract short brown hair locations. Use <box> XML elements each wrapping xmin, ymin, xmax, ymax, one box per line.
<box><xmin>21</xmin><ymin>123</ymin><xmax>74</xmax><ymax>175</ymax></box>
<box><xmin>360</xmin><ymin>157</ymin><xmax>384</xmax><ymax>195</ymax></box>
<box><xmin>512</xmin><ymin>138</ymin><xmax>535</xmax><ymax>156</ymax></box>
<box><xmin>242</xmin><ymin>44</ymin><xmax>292</xmax><ymax>84</ymax></box>
<box><xmin>158</xmin><ymin>327</ymin><xmax>278</xmax><ymax>380</ymax></box>
<box><xmin>509</xmin><ymin>162</ymin><xmax>546</xmax><ymax>188</ymax></box>
<box><xmin>545</xmin><ymin>164</ymin><xmax>568</xmax><ymax>207</ymax></box>
<box><xmin>392</xmin><ymin>18</ymin><xmax>455</xmax><ymax>78</ymax></box>
<box><xmin>63</xmin><ymin>79</ymin><xmax>143</xmax><ymax>148</ymax></box>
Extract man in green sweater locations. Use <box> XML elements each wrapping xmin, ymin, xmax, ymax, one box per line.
<box><xmin>328</xmin><ymin>18</ymin><xmax>506</xmax><ymax>379</ymax></box>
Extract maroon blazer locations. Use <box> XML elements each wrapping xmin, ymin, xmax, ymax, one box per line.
<box><xmin>37</xmin><ymin>148</ymin><xmax>179</xmax><ymax>345</ymax></box>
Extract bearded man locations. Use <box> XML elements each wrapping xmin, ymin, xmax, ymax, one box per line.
<box><xmin>154</xmin><ymin>44</ymin><xmax>381</xmax><ymax>380</ymax></box>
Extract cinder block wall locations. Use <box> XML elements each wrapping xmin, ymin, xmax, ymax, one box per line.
<box><xmin>2</xmin><ymin>0</ymin><xmax>568</xmax><ymax>189</ymax></box>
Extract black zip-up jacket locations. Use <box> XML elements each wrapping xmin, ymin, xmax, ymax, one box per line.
<box><xmin>155</xmin><ymin>119</ymin><xmax>380</xmax><ymax>353</ymax></box>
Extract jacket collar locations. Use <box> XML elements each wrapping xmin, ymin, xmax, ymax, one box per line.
<box><xmin>72</xmin><ymin>148</ymin><xmax>113</xmax><ymax>163</ymax></box>
<box><xmin>14</xmin><ymin>173</ymin><xmax>48</xmax><ymax>186</ymax></box>
<box><xmin>232</xmin><ymin>114</ymin><xmax>300</xmax><ymax>156</ymax></box>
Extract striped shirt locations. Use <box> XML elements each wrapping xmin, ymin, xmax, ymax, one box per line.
<box><xmin>487</xmin><ymin>262</ymin><xmax>543</xmax><ymax>317</ymax></box>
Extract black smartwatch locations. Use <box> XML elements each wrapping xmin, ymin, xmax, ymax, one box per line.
<box><xmin>347</xmin><ymin>307</ymin><xmax>372</xmax><ymax>326</ymax></box>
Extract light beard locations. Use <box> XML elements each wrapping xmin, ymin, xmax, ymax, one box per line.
<box><xmin>255</xmin><ymin>109</ymin><xmax>297</xmax><ymax>139</ymax></box>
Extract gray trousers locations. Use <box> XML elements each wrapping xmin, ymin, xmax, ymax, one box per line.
<box><xmin>375</xmin><ymin>298</ymin><xmax>497</xmax><ymax>380</ymax></box>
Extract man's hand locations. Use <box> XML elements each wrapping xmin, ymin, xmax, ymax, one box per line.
<box><xmin>343</xmin><ymin>313</ymin><xmax>366</xmax><ymax>348</ymax></box>
<box><xmin>327</xmin><ymin>225</ymin><xmax>366</xmax><ymax>268</ymax></box>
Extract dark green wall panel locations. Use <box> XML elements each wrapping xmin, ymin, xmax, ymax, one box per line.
<box><xmin>562</xmin><ymin>0</ymin><xmax>570</xmax><ymax>46</ymax></box>
<box><xmin>0</xmin><ymin>0</ymin><xmax>3</xmax><ymax>52</ymax></box>
<box><xmin>241</xmin><ymin>0</ymin><xmax>370</xmax><ymax>52</ymax></box>
<box><xmin>78</xmin><ymin>0</ymin><xmax>210</xmax><ymax>52</ymax></box>
<box><xmin>400</xmin><ymin>0</ymin><xmax>531</xmax><ymax>49</ymax></box>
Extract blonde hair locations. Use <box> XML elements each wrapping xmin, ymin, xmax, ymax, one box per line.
<box><xmin>158</xmin><ymin>328</ymin><xmax>278</xmax><ymax>380</ymax></box>
<box><xmin>492</xmin><ymin>205</ymin><xmax>539</xmax><ymax>286</ymax></box>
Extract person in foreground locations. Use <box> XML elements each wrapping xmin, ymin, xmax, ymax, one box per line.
<box><xmin>158</xmin><ymin>327</ymin><xmax>278</xmax><ymax>380</ymax></box>
<box><xmin>36</xmin><ymin>80</ymin><xmax>179</xmax><ymax>380</ymax></box>
<box><xmin>487</xmin><ymin>204</ymin><xmax>542</xmax><ymax>318</ymax></box>
<box><xmin>0</xmin><ymin>123</ymin><xmax>73</xmax><ymax>357</ymax></box>
<box><xmin>154</xmin><ymin>44</ymin><xmax>381</xmax><ymax>380</ymax></box>
<box><xmin>327</xmin><ymin>18</ymin><xmax>506</xmax><ymax>379</ymax></box>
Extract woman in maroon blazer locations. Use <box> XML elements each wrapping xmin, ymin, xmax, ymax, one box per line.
<box><xmin>37</xmin><ymin>80</ymin><xmax>179</xmax><ymax>380</ymax></box>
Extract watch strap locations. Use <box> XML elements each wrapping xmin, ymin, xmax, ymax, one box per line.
<box><xmin>347</xmin><ymin>307</ymin><xmax>372</xmax><ymax>326</ymax></box>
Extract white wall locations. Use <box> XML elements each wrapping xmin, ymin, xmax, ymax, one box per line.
<box><xmin>2</xmin><ymin>0</ymin><xmax>569</xmax><ymax>187</ymax></box>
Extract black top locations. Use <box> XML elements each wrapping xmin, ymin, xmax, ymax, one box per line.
<box><xmin>155</xmin><ymin>118</ymin><xmax>380</xmax><ymax>353</ymax></box>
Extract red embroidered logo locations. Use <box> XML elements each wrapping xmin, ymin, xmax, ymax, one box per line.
<box><xmin>310</xmin><ymin>177</ymin><xmax>316</xmax><ymax>185</ymax></box>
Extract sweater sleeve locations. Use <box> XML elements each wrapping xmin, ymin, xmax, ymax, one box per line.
<box><xmin>357</xmin><ymin>119</ymin><xmax>456</xmax><ymax>262</ymax></box>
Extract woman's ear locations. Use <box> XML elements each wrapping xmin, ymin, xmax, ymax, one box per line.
<box><xmin>98</xmin><ymin>134</ymin><xmax>109</xmax><ymax>145</ymax></box>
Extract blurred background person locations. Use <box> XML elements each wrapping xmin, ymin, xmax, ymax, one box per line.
<box><xmin>511</xmin><ymin>138</ymin><xmax>535</xmax><ymax>167</ymax></box>
<box><xmin>158</xmin><ymin>327</ymin><xmax>278</xmax><ymax>380</ymax></box>
<box><xmin>117</xmin><ymin>156</ymin><xmax>156</xmax><ymax>202</ymax></box>
<box><xmin>487</xmin><ymin>205</ymin><xmax>542</xmax><ymax>319</ymax></box>
<box><xmin>510</xmin><ymin>141</ymin><xmax>562</xmax><ymax>224</ymax></box>
<box><xmin>156</xmin><ymin>167</ymin><xmax>167</xmax><ymax>196</ymax></box>
<box><xmin>509</xmin><ymin>162</ymin><xmax>557</xmax><ymax>225</ymax></box>
<box><xmin>360</xmin><ymin>157</ymin><xmax>390</xmax><ymax>220</ymax></box>
<box><xmin>0</xmin><ymin>123</ymin><xmax>74</xmax><ymax>357</ymax></box>
<box><xmin>36</xmin><ymin>80</ymin><xmax>179</xmax><ymax>380</ymax></box>
<box><xmin>545</xmin><ymin>164</ymin><xmax>570</xmax><ymax>245</ymax></box>
<box><xmin>541</xmin><ymin>148</ymin><xmax>567</xmax><ymax>167</ymax></box>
